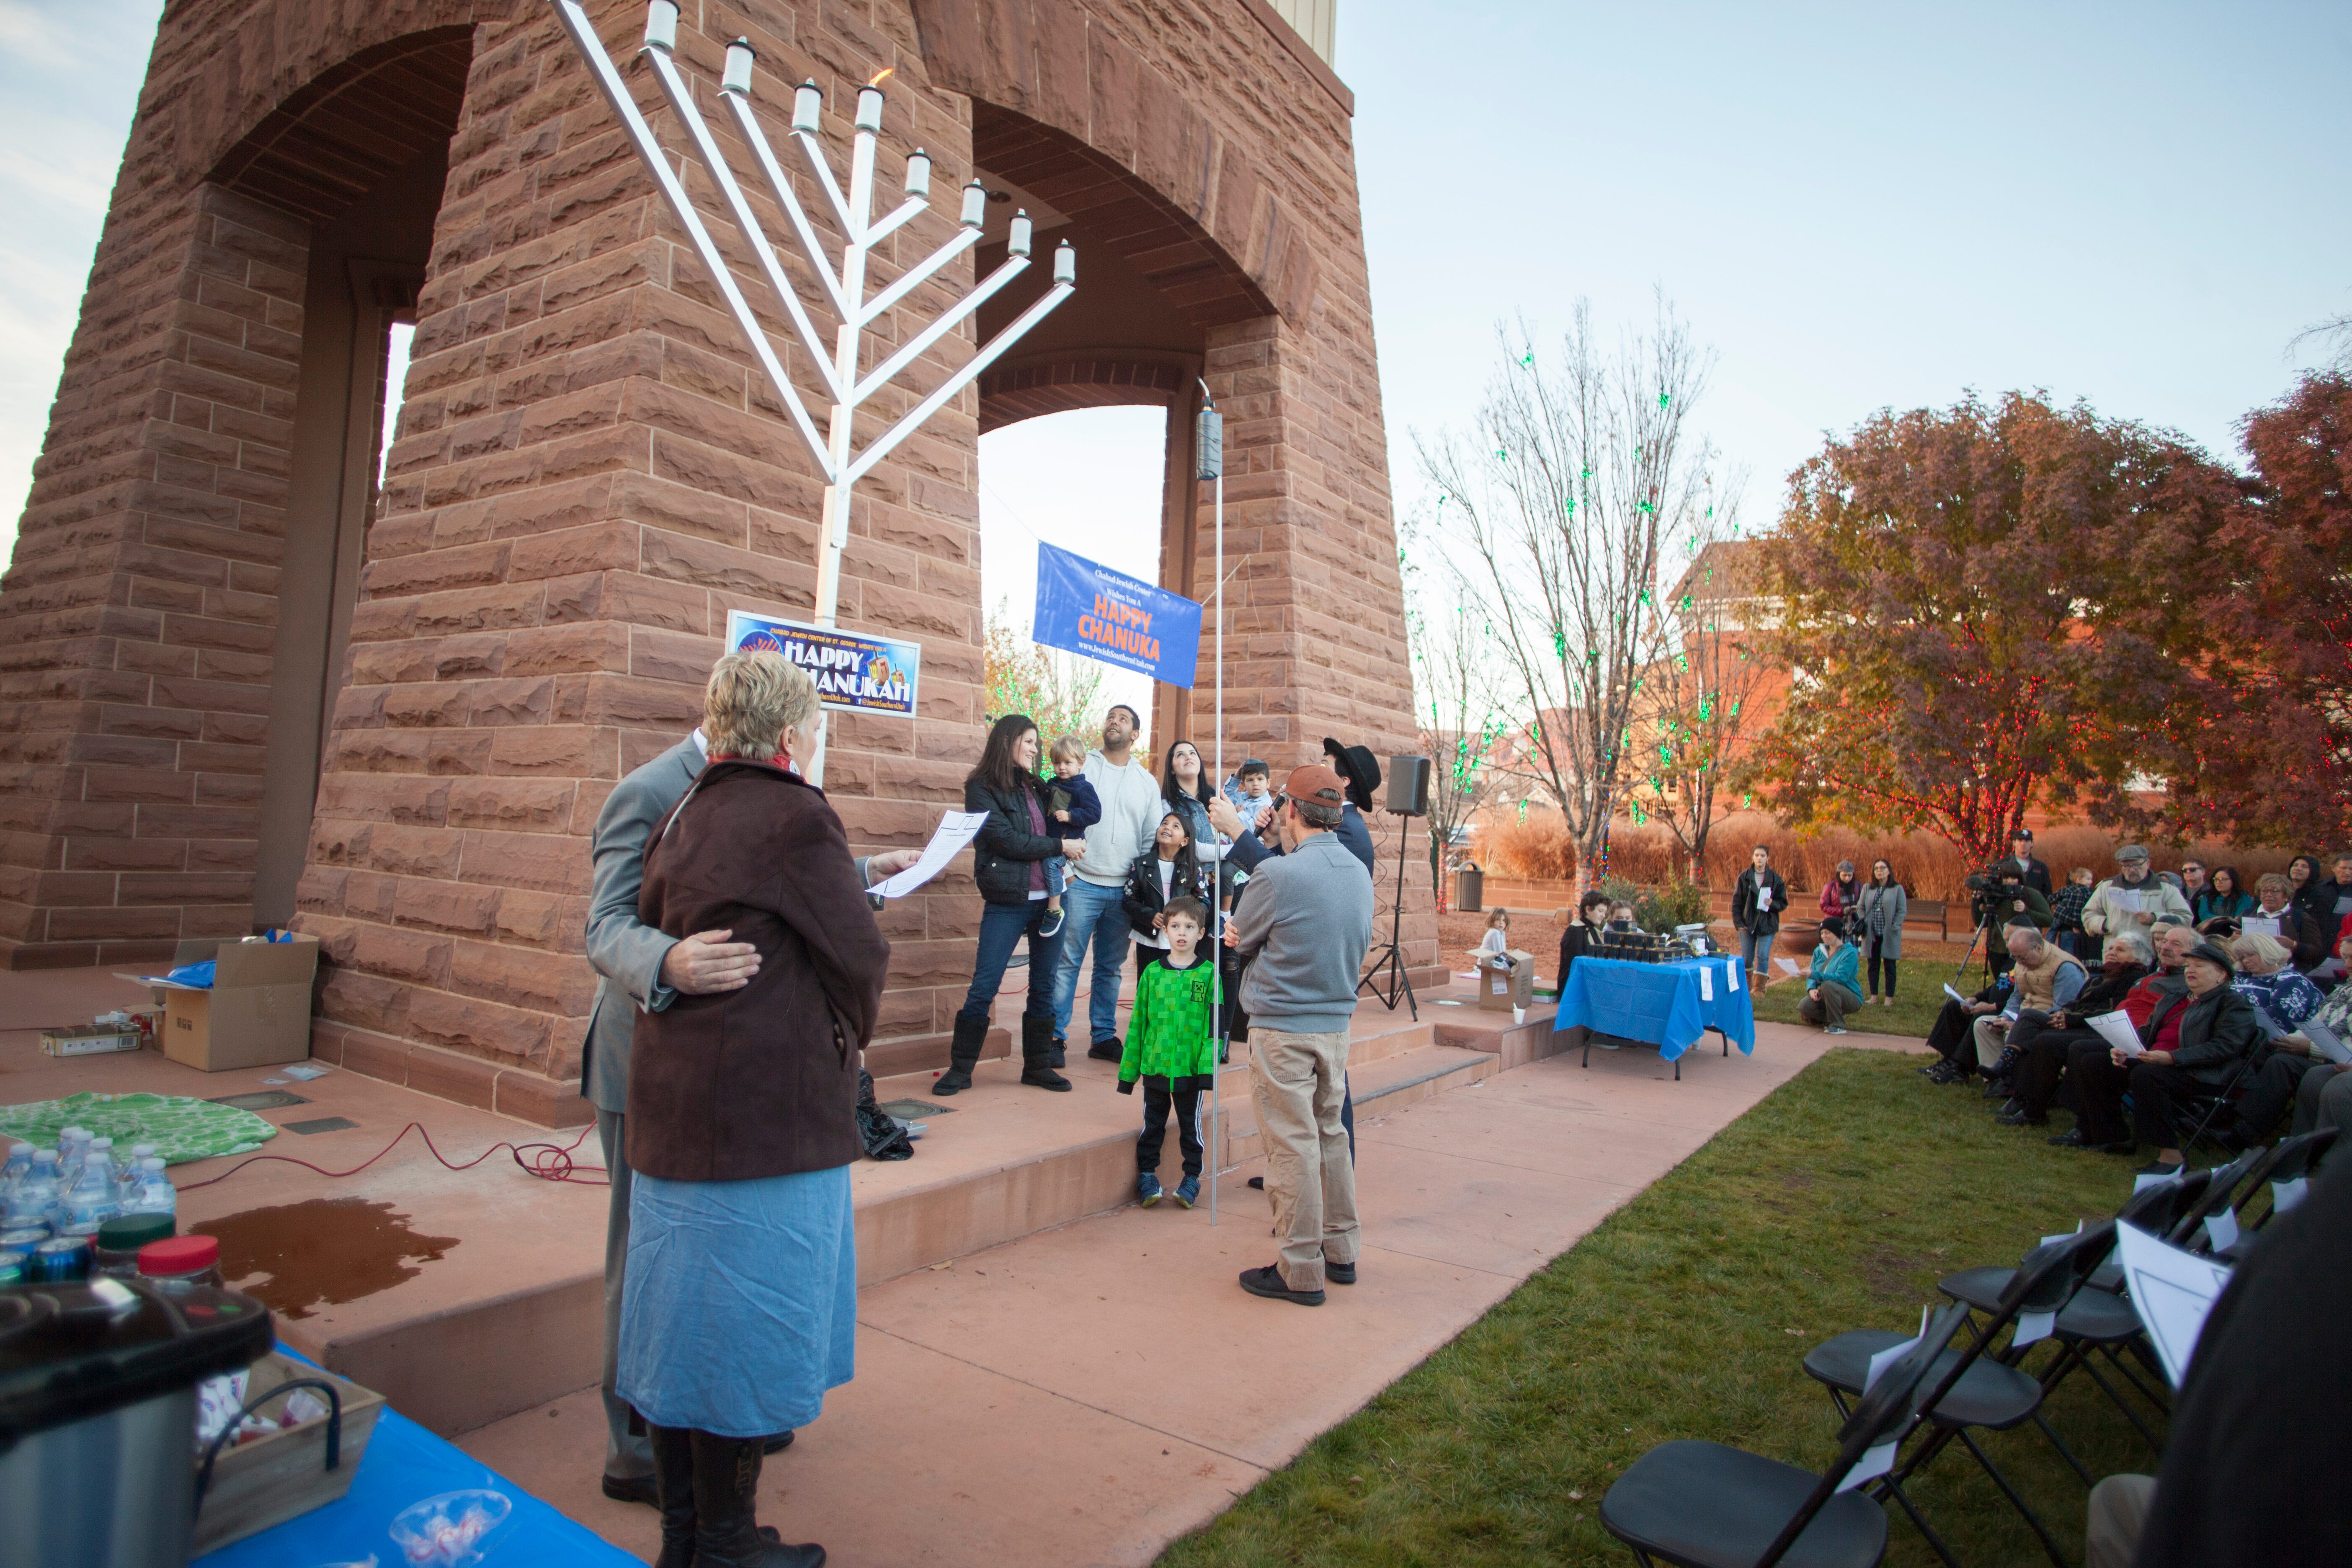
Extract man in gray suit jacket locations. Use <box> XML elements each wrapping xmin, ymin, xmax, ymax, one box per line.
<box><xmin>585</xmin><ymin>727</ymin><xmax>914</xmax><ymax>1503</ymax></box>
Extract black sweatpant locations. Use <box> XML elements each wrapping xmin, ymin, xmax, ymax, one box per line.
<box><xmin>1138</xmin><ymin>1084</ymin><xmax>1204</xmax><ymax>1179</ymax></box>
<box><xmin>1926</xmin><ymin>998</ymin><xmax>1977</xmax><ymax>1068</ymax></box>
<box><xmin>1866</xmin><ymin>939</ymin><xmax>1898</xmax><ymax>998</ymax></box>
<box><xmin>2130</xmin><ymin>1061</ymin><xmax>2221</xmax><ymax>1151</ymax></box>
<box><xmin>2018</xmin><ymin>1023</ymin><xmax>2099</xmax><ymax>1120</ymax></box>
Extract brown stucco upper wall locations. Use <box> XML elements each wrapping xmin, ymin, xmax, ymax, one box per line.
<box><xmin>906</xmin><ymin>0</ymin><xmax>1358</xmax><ymax>327</ymax></box>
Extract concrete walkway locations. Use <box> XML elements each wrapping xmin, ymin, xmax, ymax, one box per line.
<box><xmin>458</xmin><ymin>1016</ymin><xmax>1926</xmax><ymax>1566</ymax></box>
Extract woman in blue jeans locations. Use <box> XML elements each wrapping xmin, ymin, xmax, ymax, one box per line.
<box><xmin>936</xmin><ymin>715</ymin><xmax>1087</xmax><ymax>1096</ymax></box>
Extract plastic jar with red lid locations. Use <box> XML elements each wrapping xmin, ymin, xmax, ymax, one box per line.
<box><xmin>137</xmin><ymin>1233</ymin><xmax>222</xmax><ymax>1289</ymax></box>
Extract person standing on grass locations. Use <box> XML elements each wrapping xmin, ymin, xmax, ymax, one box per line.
<box><xmin>1798</xmin><ymin>922</ymin><xmax>1864</xmax><ymax>1034</ymax></box>
<box><xmin>1855</xmin><ymin>859</ymin><xmax>1906</xmax><ymax>1008</ymax></box>
<box><xmin>1224</xmin><ymin>763</ymin><xmax>1374</xmax><ymax>1308</ymax></box>
<box><xmin>1051</xmin><ymin>705</ymin><xmax>1163</xmax><ymax>1064</ymax></box>
<box><xmin>1730</xmin><ymin>845</ymin><xmax>1787</xmax><ymax>985</ymax></box>
<box><xmin>1818</xmin><ymin>859</ymin><xmax>1862</xmax><ymax>940</ymax></box>
<box><xmin>2050</xmin><ymin>866</ymin><xmax>2097</xmax><ymax>960</ymax></box>
<box><xmin>2006</xmin><ymin>827</ymin><xmax>2052</xmax><ymax>899</ymax></box>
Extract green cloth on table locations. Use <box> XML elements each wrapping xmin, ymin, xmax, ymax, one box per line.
<box><xmin>0</xmin><ymin>1090</ymin><xmax>276</xmax><ymax>1164</ymax></box>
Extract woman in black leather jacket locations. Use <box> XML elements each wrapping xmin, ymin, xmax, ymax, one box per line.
<box><xmin>939</xmin><ymin>714</ymin><xmax>1087</xmax><ymax>1096</ymax></box>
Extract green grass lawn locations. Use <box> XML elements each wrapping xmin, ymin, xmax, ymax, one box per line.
<box><xmin>1158</xmin><ymin>1049</ymin><xmax>2161</xmax><ymax>1568</ymax></box>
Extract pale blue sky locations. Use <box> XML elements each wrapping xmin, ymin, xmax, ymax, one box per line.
<box><xmin>5</xmin><ymin>0</ymin><xmax>2346</xmax><ymax>685</ymax></box>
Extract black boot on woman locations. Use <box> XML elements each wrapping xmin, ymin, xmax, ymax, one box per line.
<box><xmin>1019</xmin><ymin>1012</ymin><xmax>1070</xmax><ymax>1091</ymax></box>
<box><xmin>933</xmin><ymin>1012</ymin><xmax>987</xmax><ymax>1095</ymax></box>
<box><xmin>648</xmin><ymin>1425</ymin><xmax>699</xmax><ymax>1568</ymax></box>
<box><xmin>690</xmin><ymin>1430</ymin><xmax>825</xmax><ymax>1568</ymax></box>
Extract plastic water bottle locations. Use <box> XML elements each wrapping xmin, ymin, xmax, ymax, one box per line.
<box><xmin>6</xmin><ymin>1150</ymin><xmax>62</xmax><ymax>1230</ymax></box>
<box><xmin>56</xmin><ymin>1128</ymin><xmax>90</xmax><ymax>1191</ymax></box>
<box><xmin>58</xmin><ymin>1150</ymin><xmax>120</xmax><ymax>1236</ymax></box>
<box><xmin>124</xmin><ymin>1158</ymin><xmax>177</xmax><ymax>1219</ymax></box>
<box><xmin>0</xmin><ymin>1142</ymin><xmax>29</xmax><ymax>1197</ymax></box>
<box><xmin>118</xmin><ymin>1143</ymin><xmax>159</xmax><ymax>1204</ymax></box>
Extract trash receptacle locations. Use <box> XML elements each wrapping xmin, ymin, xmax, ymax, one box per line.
<box><xmin>0</xmin><ymin>1275</ymin><xmax>274</xmax><ymax>1568</ymax></box>
<box><xmin>1455</xmin><ymin>864</ymin><xmax>1483</xmax><ymax>912</ymax></box>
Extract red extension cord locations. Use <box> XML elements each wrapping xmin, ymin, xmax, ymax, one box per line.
<box><xmin>175</xmin><ymin>1120</ymin><xmax>609</xmax><ymax>1191</ymax></box>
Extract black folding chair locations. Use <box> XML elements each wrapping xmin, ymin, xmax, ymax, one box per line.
<box><xmin>2215</xmin><ymin>1126</ymin><xmax>2338</xmax><ymax>1259</ymax></box>
<box><xmin>1600</xmin><ymin>1300</ymin><xmax>1972</xmax><ymax>1568</ymax></box>
<box><xmin>2159</xmin><ymin>1147</ymin><xmax>2266</xmax><ymax>1257</ymax></box>
<box><xmin>1804</xmin><ymin>1226</ymin><xmax>2112</xmax><ymax>1568</ymax></box>
<box><xmin>2177</xmin><ymin>1053</ymin><xmax>2257</xmax><ymax>1152</ymax></box>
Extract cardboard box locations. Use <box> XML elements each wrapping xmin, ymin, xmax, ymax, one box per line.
<box><xmin>41</xmin><ymin>1023</ymin><xmax>143</xmax><ymax>1057</ymax></box>
<box><xmin>138</xmin><ymin>934</ymin><xmax>320</xmax><ymax>1073</ymax></box>
<box><xmin>1478</xmin><ymin>948</ymin><xmax>1536</xmax><ymax>1012</ymax></box>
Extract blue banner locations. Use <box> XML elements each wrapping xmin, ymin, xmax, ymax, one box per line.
<box><xmin>724</xmin><ymin>611</ymin><xmax>921</xmax><ymax>717</ymax></box>
<box><xmin>1031</xmin><ymin>542</ymin><xmax>1203</xmax><ymax>689</ymax></box>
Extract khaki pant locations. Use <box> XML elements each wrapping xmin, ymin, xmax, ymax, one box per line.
<box><xmin>1798</xmin><ymin>983</ymin><xmax>1861</xmax><ymax>1029</ymax></box>
<box><xmin>1250</xmin><ymin>1027</ymin><xmax>1360</xmax><ymax>1292</ymax></box>
<box><xmin>1973</xmin><ymin>1014</ymin><xmax>2015</xmax><ymax>1069</ymax></box>
<box><xmin>2086</xmin><ymin>1474</ymin><xmax>2154</xmax><ymax>1568</ymax></box>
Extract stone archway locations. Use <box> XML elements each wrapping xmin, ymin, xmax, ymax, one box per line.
<box><xmin>0</xmin><ymin>0</ymin><xmax>1435</xmax><ymax>1122</ymax></box>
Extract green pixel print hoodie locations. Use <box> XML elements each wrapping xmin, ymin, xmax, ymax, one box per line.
<box><xmin>1119</xmin><ymin>952</ymin><xmax>1221</xmax><ymax>1093</ymax></box>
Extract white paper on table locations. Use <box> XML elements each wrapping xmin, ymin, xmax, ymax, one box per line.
<box><xmin>1775</xmin><ymin>957</ymin><xmax>1800</xmax><ymax>976</ymax></box>
<box><xmin>871</xmin><ymin>811</ymin><xmax>990</xmax><ymax>898</ymax></box>
<box><xmin>2204</xmin><ymin>1207</ymin><xmax>2241</xmax><ymax>1253</ymax></box>
<box><xmin>2115</xmin><ymin>1222</ymin><xmax>2232</xmax><ymax>1388</ymax></box>
<box><xmin>1697</xmin><ymin>965</ymin><xmax>1714</xmax><ymax>1002</ymax></box>
<box><xmin>2273</xmin><ymin>1176</ymin><xmax>2309</xmax><ymax>1213</ymax></box>
<box><xmin>1724</xmin><ymin>961</ymin><xmax>1740</xmax><ymax>992</ymax></box>
<box><xmin>2305</xmin><ymin>1019</ymin><xmax>2352</xmax><ymax>1065</ymax></box>
<box><xmin>2241</xmin><ymin>915</ymin><xmax>2282</xmax><ymax>940</ymax></box>
<box><xmin>1943</xmin><ymin>983</ymin><xmax>1967</xmax><ymax>1004</ymax></box>
<box><xmin>2086</xmin><ymin>1010</ymin><xmax>2143</xmax><ymax>1057</ymax></box>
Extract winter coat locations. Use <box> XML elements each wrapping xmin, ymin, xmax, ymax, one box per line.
<box><xmin>1558</xmin><ymin>918</ymin><xmax>1607</xmax><ymax>983</ymax></box>
<box><xmin>1122</xmin><ymin>847</ymin><xmax>1218</xmax><ymax>944</ymax></box>
<box><xmin>1732</xmin><ymin>867</ymin><xmax>1789</xmax><ymax>937</ymax></box>
<box><xmin>2194</xmin><ymin>890</ymin><xmax>2257</xmax><ymax>924</ymax></box>
<box><xmin>2050</xmin><ymin>882</ymin><xmax>2094</xmax><ymax>933</ymax></box>
<box><xmin>1118</xmin><ymin>953</ymin><xmax>1221</xmax><ymax>1092</ymax></box>
<box><xmin>966</xmin><ymin>774</ymin><xmax>1065</xmax><ymax>905</ymax></box>
<box><xmin>1819</xmin><ymin>878</ymin><xmax>1862</xmax><ymax>930</ymax></box>
<box><xmin>1991</xmin><ymin>882</ymin><xmax>2052</xmax><ymax>931</ymax></box>
<box><xmin>2051</xmin><ymin>963</ymin><xmax>2148</xmax><ymax>1027</ymax></box>
<box><xmin>628</xmin><ymin>758</ymin><xmax>890</xmax><ymax>1183</ymax></box>
<box><xmin>2139</xmin><ymin>984</ymin><xmax>2264</xmax><ymax>1086</ymax></box>
<box><xmin>1855</xmin><ymin>881</ymin><xmax>1907</xmax><ymax>959</ymax></box>
<box><xmin>2082</xmin><ymin>874</ymin><xmax>2194</xmax><ymax>938</ymax></box>
<box><xmin>1807</xmin><ymin>940</ymin><xmax>1862</xmax><ymax>1003</ymax></box>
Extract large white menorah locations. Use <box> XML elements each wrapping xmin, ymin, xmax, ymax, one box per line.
<box><xmin>552</xmin><ymin>0</ymin><xmax>1076</xmax><ymax>783</ymax></box>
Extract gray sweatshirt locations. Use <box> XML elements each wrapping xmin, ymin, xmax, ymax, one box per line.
<box><xmin>1073</xmin><ymin>750</ymin><xmax>1161</xmax><ymax>888</ymax></box>
<box><xmin>1233</xmin><ymin>828</ymin><xmax>1375</xmax><ymax>1034</ymax></box>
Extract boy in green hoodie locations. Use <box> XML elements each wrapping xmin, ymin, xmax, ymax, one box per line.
<box><xmin>1120</xmin><ymin>895</ymin><xmax>1220</xmax><ymax>1209</ymax></box>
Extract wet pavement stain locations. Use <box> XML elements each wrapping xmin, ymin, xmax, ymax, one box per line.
<box><xmin>205</xmin><ymin>1197</ymin><xmax>460</xmax><ymax>1318</ymax></box>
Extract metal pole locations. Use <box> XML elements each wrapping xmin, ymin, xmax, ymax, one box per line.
<box><xmin>1197</xmin><ymin>387</ymin><xmax>1225</xmax><ymax>1226</ymax></box>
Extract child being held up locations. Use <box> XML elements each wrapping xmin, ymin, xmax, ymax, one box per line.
<box><xmin>1220</xmin><ymin>757</ymin><xmax>1275</xmax><ymax>841</ymax></box>
<box><xmin>1119</xmin><ymin>894</ymin><xmax>1220</xmax><ymax>1210</ymax></box>
<box><xmin>1039</xmin><ymin>733</ymin><xmax>1103</xmax><ymax>939</ymax></box>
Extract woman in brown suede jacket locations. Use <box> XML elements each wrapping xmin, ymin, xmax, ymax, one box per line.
<box><xmin>617</xmin><ymin>649</ymin><xmax>889</xmax><ymax>1568</ymax></box>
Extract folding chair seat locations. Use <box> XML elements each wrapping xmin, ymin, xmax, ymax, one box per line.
<box><xmin>2218</xmin><ymin>1127</ymin><xmax>2338</xmax><ymax>1259</ymax></box>
<box><xmin>2178</xmin><ymin>1055</ymin><xmax>2256</xmax><ymax>1153</ymax></box>
<box><xmin>1600</xmin><ymin>1302</ymin><xmax>1971</xmax><ymax>1568</ymax></box>
<box><xmin>1806</xmin><ymin>1226</ymin><xmax>2114</xmax><ymax>1568</ymax></box>
<box><xmin>1937</xmin><ymin>1172</ymin><xmax>2210</xmax><ymax>1315</ymax></box>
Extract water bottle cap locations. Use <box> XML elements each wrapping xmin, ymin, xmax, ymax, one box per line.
<box><xmin>138</xmin><ymin>1234</ymin><xmax>219</xmax><ymax>1276</ymax></box>
<box><xmin>90</xmin><ymin>1137</ymin><xmax>111</xmax><ymax>1149</ymax></box>
<box><xmin>7</xmin><ymin>1142</ymin><xmax>28</xmax><ymax>1154</ymax></box>
<box><xmin>142</xmin><ymin>1158</ymin><xmax>165</xmax><ymax>1172</ymax></box>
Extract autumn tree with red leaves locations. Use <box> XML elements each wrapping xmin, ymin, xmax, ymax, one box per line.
<box><xmin>2151</xmin><ymin>373</ymin><xmax>2352</xmax><ymax>846</ymax></box>
<box><xmin>1738</xmin><ymin>392</ymin><xmax>2240</xmax><ymax>870</ymax></box>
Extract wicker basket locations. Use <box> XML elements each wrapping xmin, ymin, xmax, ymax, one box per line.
<box><xmin>190</xmin><ymin>1351</ymin><xmax>387</xmax><ymax>1556</ymax></box>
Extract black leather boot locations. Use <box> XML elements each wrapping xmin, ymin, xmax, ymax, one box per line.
<box><xmin>648</xmin><ymin>1425</ymin><xmax>698</xmax><ymax>1568</ymax></box>
<box><xmin>689</xmin><ymin>1430</ymin><xmax>825</xmax><ymax>1568</ymax></box>
<box><xmin>1019</xmin><ymin>1012</ymin><xmax>1069</xmax><ymax>1091</ymax></box>
<box><xmin>933</xmin><ymin>1012</ymin><xmax>988</xmax><ymax>1095</ymax></box>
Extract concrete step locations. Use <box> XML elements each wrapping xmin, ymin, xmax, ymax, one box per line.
<box><xmin>1209</xmin><ymin>1042</ymin><xmax>1498</xmax><ymax>1167</ymax></box>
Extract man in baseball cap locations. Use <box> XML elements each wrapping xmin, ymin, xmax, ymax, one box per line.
<box><xmin>1223</xmin><ymin>763</ymin><xmax>1375</xmax><ymax>1306</ymax></box>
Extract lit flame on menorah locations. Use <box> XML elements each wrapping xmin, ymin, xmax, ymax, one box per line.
<box><xmin>551</xmin><ymin>0</ymin><xmax>1077</xmax><ymax>785</ymax></box>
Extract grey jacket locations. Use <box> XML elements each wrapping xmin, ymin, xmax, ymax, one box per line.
<box><xmin>581</xmin><ymin>735</ymin><xmax>875</xmax><ymax>1114</ymax></box>
<box><xmin>1231</xmin><ymin>828</ymin><xmax>1375</xmax><ymax>1034</ymax></box>
<box><xmin>1856</xmin><ymin>882</ymin><xmax>1906</xmax><ymax>959</ymax></box>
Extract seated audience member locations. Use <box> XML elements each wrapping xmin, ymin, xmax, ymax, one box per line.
<box><xmin>2282</xmin><ymin>935</ymin><xmax>2352</xmax><ymax>1140</ymax></box>
<box><xmin>1922</xmin><ymin>971</ymin><xmax>2014</xmax><ymax>1085</ymax></box>
<box><xmin>2193</xmin><ymin>865</ymin><xmax>2255</xmax><ymax>925</ymax></box>
<box><xmin>2230</xmin><ymin>931</ymin><xmax>2324</xmax><ymax>1035</ymax></box>
<box><xmin>2315</xmin><ymin>850</ymin><xmax>2352</xmax><ymax>946</ymax></box>
<box><xmin>2055</xmin><ymin>923</ymin><xmax>2200</xmax><ymax>1152</ymax></box>
<box><xmin>2121</xmin><ymin>1129</ymin><xmax>2352</xmax><ymax>1568</ymax></box>
<box><xmin>2081</xmin><ymin>844</ymin><xmax>2195</xmax><ymax>944</ymax></box>
<box><xmin>2286</xmin><ymin>851</ymin><xmax>2330</xmax><ymax>933</ymax></box>
<box><xmin>1797</xmin><ymin>922</ymin><xmax>1863</xmax><ymax>1034</ymax></box>
<box><xmin>2246</xmin><ymin>872</ymin><xmax>2326</xmax><ymax>972</ymax></box>
<box><xmin>2050</xmin><ymin>866</ymin><xmax>2096</xmax><ymax>959</ymax></box>
<box><xmin>1997</xmin><ymin>930</ymin><xmax>2150</xmax><ymax>1127</ymax></box>
<box><xmin>2170</xmin><ymin>856</ymin><xmax>2208</xmax><ymax>904</ymax></box>
<box><xmin>1973</xmin><ymin>926</ymin><xmax>2084</xmax><ymax>1093</ymax></box>
<box><xmin>2116</xmin><ymin>941</ymin><xmax>2266</xmax><ymax>1175</ymax></box>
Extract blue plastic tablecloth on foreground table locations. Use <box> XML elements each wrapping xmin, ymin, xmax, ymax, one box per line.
<box><xmin>196</xmin><ymin>1347</ymin><xmax>636</xmax><ymax>1568</ymax></box>
<box><xmin>1552</xmin><ymin>955</ymin><xmax>1756</xmax><ymax>1063</ymax></box>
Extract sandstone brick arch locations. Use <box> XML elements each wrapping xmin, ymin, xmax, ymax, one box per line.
<box><xmin>0</xmin><ymin>0</ymin><xmax>1438</xmax><ymax>1120</ymax></box>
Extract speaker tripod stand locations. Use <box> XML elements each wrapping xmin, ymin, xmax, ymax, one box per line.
<box><xmin>1358</xmin><ymin>812</ymin><xmax>1419</xmax><ymax>1020</ymax></box>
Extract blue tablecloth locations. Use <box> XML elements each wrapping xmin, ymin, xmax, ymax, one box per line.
<box><xmin>197</xmin><ymin>1348</ymin><xmax>637</xmax><ymax>1568</ymax></box>
<box><xmin>1552</xmin><ymin>955</ymin><xmax>1756</xmax><ymax>1062</ymax></box>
